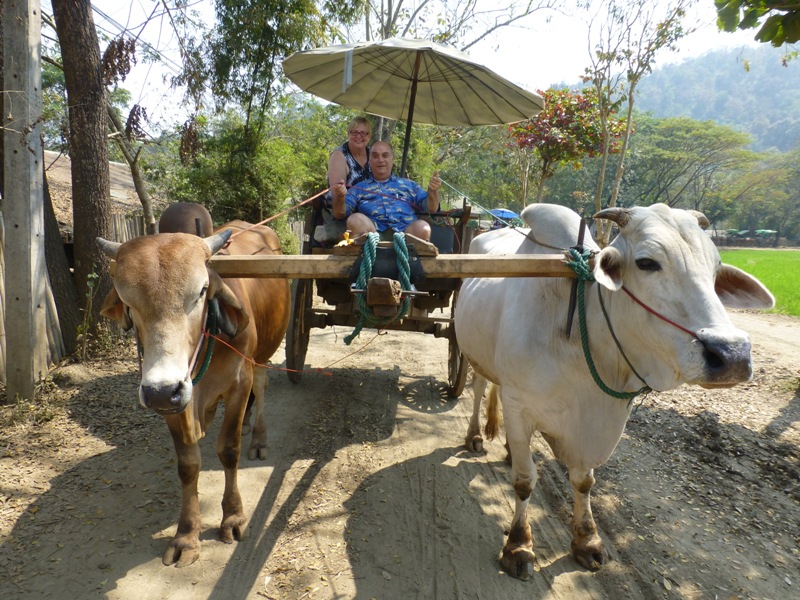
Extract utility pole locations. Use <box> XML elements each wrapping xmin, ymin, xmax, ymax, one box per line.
<box><xmin>3</xmin><ymin>0</ymin><xmax>48</xmax><ymax>399</ymax></box>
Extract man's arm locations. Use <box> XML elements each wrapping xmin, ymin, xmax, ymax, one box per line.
<box><xmin>426</xmin><ymin>170</ymin><xmax>442</xmax><ymax>213</ymax></box>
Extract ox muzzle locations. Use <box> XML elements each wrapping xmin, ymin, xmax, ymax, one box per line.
<box><xmin>696</xmin><ymin>328</ymin><xmax>753</xmax><ymax>387</ymax></box>
<box><xmin>139</xmin><ymin>379</ymin><xmax>193</xmax><ymax>415</ymax></box>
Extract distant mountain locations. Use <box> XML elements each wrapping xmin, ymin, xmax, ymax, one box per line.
<box><xmin>636</xmin><ymin>45</ymin><xmax>800</xmax><ymax>152</ymax></box>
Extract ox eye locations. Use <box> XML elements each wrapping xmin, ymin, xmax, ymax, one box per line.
<box><xmin>199</xmin><ymin>285</ymin><xmax>208</xmax><ymax>301</ymax></box>
<box><xmin>635</xmin><ymin>258</ymin><xmax>661</xmax><ymax>272</ymax></box>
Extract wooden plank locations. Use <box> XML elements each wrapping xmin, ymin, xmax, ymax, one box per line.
<box><xmin>209</xmin><ymin>254</ymin><xmax>580</xmax><ymax>279</ymax></box>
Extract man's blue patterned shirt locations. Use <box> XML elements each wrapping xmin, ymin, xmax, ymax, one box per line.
<box><xmin>345</xmin><ymin>174</ymin><xmax>435</xmax><ymax>232</ymax></box>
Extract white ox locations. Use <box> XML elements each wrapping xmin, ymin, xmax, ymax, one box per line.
<box><xmin>455</xmin><ymin>203</ymin><xmax>774</xmax><ymax>579</ymax></box>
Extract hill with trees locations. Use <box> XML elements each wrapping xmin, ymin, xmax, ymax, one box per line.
<box><xmin>636</xmin><ymin>44</ymin><xmax>800</xmax><ymax>151</ymax></box>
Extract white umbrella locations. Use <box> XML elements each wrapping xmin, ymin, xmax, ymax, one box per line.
<box><xmin>283</xmin><ymin>37</ymin><xmax>544</xmax><ymax>175</ymax></box>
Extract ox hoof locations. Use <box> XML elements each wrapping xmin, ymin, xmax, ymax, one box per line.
<box><xmin>572</xmin><ymin>538</ymin><xmax>607</xmax><ymax>571</ymax></box>
<box><xmin>500</xmin><ymin>546</ymin><xmax>536</xmax><ymax>580</ymax></box>
<box><xmin>465</xmin><ymin>434</ymin><xmax>484</xmax><ymax>453</ymax></box>
<box><xmin>219</xmin><ymin>514</ymin><xmax>247</xmax><ymax>544</ymax></box>
<box><xmin>241</xmin><ymin>422</ymin><xmax>252</xmax><ymax>436</ymax></box>
<box><xmin>163</xmin><ymin>534</ymin><xmax>200</xmax><ymax>568</ymax></box>
<box><xmin>247</xmin><ymin>444</ymin><xmax>267</xmax><ymax>461</ymax></box>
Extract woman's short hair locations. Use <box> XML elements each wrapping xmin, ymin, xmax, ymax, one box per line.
<box><xmin>348</xmin><ymin>116</ymin><xmax>372</xmax><ymax>135</ymax></box>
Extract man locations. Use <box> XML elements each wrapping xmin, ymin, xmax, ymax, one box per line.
<box><xmin>331</xmin><ymin>141</ymin><xmax>441</xmax><ymax>241</ymax></box>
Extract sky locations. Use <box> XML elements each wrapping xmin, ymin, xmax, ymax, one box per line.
<box><xmin>42</xmin><ymin>1</ymin><xmax>761</xmax><ymax>130</ymax></box>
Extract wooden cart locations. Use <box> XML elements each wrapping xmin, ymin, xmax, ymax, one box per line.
<box><xmin>209</xmin><ymin>201</ymin><xmax>579</xmax><ymax>398</ymax></box>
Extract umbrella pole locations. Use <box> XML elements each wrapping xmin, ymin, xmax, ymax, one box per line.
<box><xmin>399</xmin><ymin>52</ymin><xmax>422</xmax><ymax>178</ymax></box>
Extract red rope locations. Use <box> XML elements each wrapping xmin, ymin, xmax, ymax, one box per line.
<box><xmin>199</xmin><ymin>326</ymin><xmax>386</xmax><ymax>378</ymax></box>
<box><xmin>226</xmin><ymin>187</ymin><xmax>330</xmax><ymax>243</ymax></box>
<box><xmin>622</xmin><ymin>286</ymin><xmax>698</xmax><ymax>339</ymax></box>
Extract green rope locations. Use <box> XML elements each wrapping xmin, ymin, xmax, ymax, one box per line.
<box><xmin>191</xmin><ymin>306</ymin><xmax>217</xmax><ymax>385</ymax></box>
<box><xmin>344</xmin><ymin>231</ymin><xmax>413</xmax><ymax>345</ymax></box>
<box><xmin>566</xmin><ymin>248</ymin><xmax>650</xmax><ymax>402</ymax></box>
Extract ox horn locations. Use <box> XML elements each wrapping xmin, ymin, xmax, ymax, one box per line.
<box><xmin>203</xmin><ymin>229</ymin><xmax>233</xmax><ymax>255</ymax></box>
<box><xmin>686</xmin><ymin>209</ymin><xmax>711</xmax><ymax>229</ymax></box>
<box><xmin>593</xmin><ymin>207</ymin><xmax>631</xmax><ymax>228</ymax></box>
<box><xmin>96</xmin><ymin>237</ymin><xmax>122</xmax><ymax>258</ymax></box>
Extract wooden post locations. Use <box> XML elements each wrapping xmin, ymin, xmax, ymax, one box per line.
<box><xmin>3</xmin><ymin>0</ymin><xmax>48</xmax><ymax>399</ymax></box>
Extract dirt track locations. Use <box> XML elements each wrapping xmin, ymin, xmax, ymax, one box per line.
<box><xmin>0</xmin><ymin>311</ymin><xmax>798</xmax><ymax>599</ymax></box>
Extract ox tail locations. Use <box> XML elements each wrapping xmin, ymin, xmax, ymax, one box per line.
<box><xmin>484</xmin><ymin>382</ymin><xmax>501</xmax><ymax>441</ymax></box>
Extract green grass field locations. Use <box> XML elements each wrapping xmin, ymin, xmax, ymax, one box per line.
<box><xmin>719</xmin><ymin>249</ymin><xmax>800</xmax><ymax>317</ymax></box>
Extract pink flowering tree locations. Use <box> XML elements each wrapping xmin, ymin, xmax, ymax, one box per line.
<box><xmin>508</xmin><ymin>87</ymin><xmax>626</xmax><ymax>204</ymax></box>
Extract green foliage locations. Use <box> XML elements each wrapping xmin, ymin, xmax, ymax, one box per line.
<box><xmin>715</xmin><ymin>0</ymin><xmax>800</xmax><ymax>46</ymax></box>
<box><xmin>722</xmin><ymin>147</ymin><xmax>800</xmax><ymax>242</ymax></box>
<box><xmin>76</xmin><ymin>270</ymin><xmax>100</xmax><ymax>363</ymax></box>
<box><xmin>146</xmin><ymin>100</ymin><xmax>383</xmax><ymax>254</ymax></box>
<box><xmin>624</xmin><ymin>114</ymin><xmax>754</xmax><ymax>211</ymax></box>
<box><xmin>720</xmin><ymin>249</ymin><xmax>800</xmax><ymax>315</ymax></box>
<box><xmin>196</xmin><ymin>0</ymin><xmax>361</xmax><ymax>125</ymax></box>
<box><xmin>636</xmin><ymin>45</ymin><xmax>800</xmax><ymax>152</ymax></box>
<box><xmin>432</xmin><ymin>126</ymin><xmax>523</xmax><ymax>212</ymax></box>
<box><xmin>41</xmin><ymin>57</ymin><xmax>68</xmax><ymax>151</ymax></box>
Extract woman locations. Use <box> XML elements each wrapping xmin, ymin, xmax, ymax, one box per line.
<box><xmin>315</xmin><ymin>116</ymin><xmax>373</xmax><ymax>242</ymax></box>
<box><xmin>328</xmin><ymin>115</ymin><xmax>372</xmax><ymax>190</ymax></box>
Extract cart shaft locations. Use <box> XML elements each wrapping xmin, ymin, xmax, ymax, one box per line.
<box><xmin>209</xmin><ymin>254</ymin><xmax>579</xmax><ymax>279</ymax></box>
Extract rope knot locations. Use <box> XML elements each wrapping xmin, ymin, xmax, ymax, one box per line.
<box><xmin>344</xmin><ymin>232</ymin><xmax>413</xmax><ymax>345</ymax></box>
<box><xmin>565</xmin><ymin>247</ymin><xmax>595</xmax><ymax>282</ymax></box>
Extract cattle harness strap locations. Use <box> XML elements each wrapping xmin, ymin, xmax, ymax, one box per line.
<box><xmin>566</xmin><ymin>248</ymin><xmax>652</xmax><ymax>403</ymax></box>
<box><xmin>190</xmin><ymin>303</ymin><xmax>218</xmax><ymax>384</ymax></box>
<box><xmin>344</xmin><ymin>231</ymin><xmax>412</xmax><ymax>345</ymax></box>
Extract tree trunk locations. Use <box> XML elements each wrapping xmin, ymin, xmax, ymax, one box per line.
<box><xmin>43</xmin><ymin>171</ymin><xmax>80</xmax><ymax>354</ymax></box>
<box><xmin>51</xmin><ymin>0</ymin><xmax>113</xmax><ymax>333</ymax></box>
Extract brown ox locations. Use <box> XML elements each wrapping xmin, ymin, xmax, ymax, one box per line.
<box><xmin>97</xmin><ymin>218</ymin><xmax>290</xmax><ymax>567</ymax></box>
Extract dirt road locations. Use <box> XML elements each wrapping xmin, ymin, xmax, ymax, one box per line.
<box><xmin>1</xmin><ymin>311</ymin><xmax>798</xmax><ymax>599</ymax></box>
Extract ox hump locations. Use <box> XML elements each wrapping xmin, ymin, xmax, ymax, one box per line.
<box><xmin>520</xmin><ymin>203</ymin><xmax>600</xmax><ymax>251</ymax></box>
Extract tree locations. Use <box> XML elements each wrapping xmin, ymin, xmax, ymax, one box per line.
<box><xmin>508</xmin><ymin>87</ymin><xmax>625</xmax><ymax>203</ymax></box>
<box><xmin>51</xmin><ymin>0</ymin><xmax>114</xmax><ymax>337</ymax></box>
<box><xmin>188</xmin><ymin>0</ymin><xmax>361</xmax><ymax>132</ymax></box>
<box><xmin>624</xmin><ymin>115</ymin><xmax>754</xmax><ymax>210</ymax></box>
<box><xmin>582</xmin><ymin>0</ymin><xmax>694</xmax><ymax>244</ymax></box>
<box><xmin>715</xmin><ymin>0</ymin><xmax>800</xmax><ymax>46</ymax></box>
<box><xmin>433</xmin><ymin>126</ymin><xmax>522</xmax><ymax>212</ymax></box>
<box><xmin>726</xmin><ymin>147</ymin><xmax>800</xmax><ymax>244</ymax></box>
<box><xmin>361</xmin><ymin>0</ymin><xmax>561</xmax><ymax>48</ymax></box>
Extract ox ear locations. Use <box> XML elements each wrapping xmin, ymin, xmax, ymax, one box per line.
<box><xmin>593</xmin><ymin>247</ymin><xmax>623</xmax><ymax>291</ymax></box>
<box><xmin>716</xmin><ymin>264</ymin><xmax>775</xmax><ymax>310</ymax></box>
<box><xmin>100</xmin><ymin>288</ymin><xmax>133</xmax><ymax>331</ymax></box>
<box><xmin>208</xmin><ymin>270</ymin><xmax>250</xmax><ymax>337</ymax></box>
<box><xmin>97</xmin><ymin>237</ymin><xmax>122</xmax><ymax>258</ymax></box>
<box><xmin>686</xmin><ymin>209</ymin><xmax>710</xmax><ymax>229</ymax></box>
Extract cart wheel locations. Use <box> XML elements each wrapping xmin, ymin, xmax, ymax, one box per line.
<box><xmin>286</xmin><ymin>279</ymin><xmax>312</xmax><ymax>383</ymax></box>
<box><xmin>446</xmin><ymin>334</ymin><xmax>469</xmax><ymax>398</ymax></box>
<box><xmin>446</xmin><ymin>291</ymin><xmax>468</xmax><ymax>397</ymax></box>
